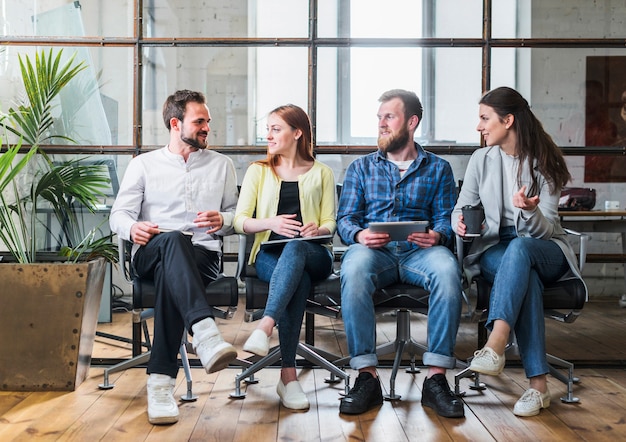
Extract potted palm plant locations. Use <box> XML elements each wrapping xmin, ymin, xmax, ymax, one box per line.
<box><xmin>0</xmin><ymin>49</ymin><xmax>117</xmax><ymax>391</ymax></box>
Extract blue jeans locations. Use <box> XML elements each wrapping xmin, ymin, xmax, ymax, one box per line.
<box><xmin>480</xmin><ymin>226</ymin><xmax>569</xmax><ymax>378</ymax></box>
<box><xmin>255</xmin><ymin>240</ymin><xmax>334</xmax><ymax>367</ymax></box>
<box><xmin>340</xmin><ymin>243</ymin><xmax>463</xmax><ymax>370</ymax></box>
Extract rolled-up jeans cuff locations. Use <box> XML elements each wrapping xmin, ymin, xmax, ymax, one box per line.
<box><xmin>350</xmin><ymin>354</ymin><xmax>378</xmax><ymax>371</ymax></box>
<box><xmin>423</xmin><ymin>351</ymin><xmax>457</xmax><ymax>369</ymax></box>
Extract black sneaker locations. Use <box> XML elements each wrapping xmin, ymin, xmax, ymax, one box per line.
<box><xmin>421</xmin><ymin>374</ymin><xmax>465</xmax><ymax>418</ymax></box>
<box><xmin>339</xmin><ymin>372</ymin><xmax>383</xmax><ymax>415</ymax></box>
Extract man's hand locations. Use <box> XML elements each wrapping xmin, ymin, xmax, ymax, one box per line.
<box><xmin>408</xmin><ymin>229</ymin><xmax>440</xmax><ymax>248</ymax></box>
<box><xmin>130</xmin><ymin>221</ymin><xmax>159</xmax><ymax>246</ymax></box>
<box><xmin>356</xmin><ymin>228</ymin><xmax>391</xmax><ymax>249</ymax></box>
<box><xmin>194</xmin><ymin>210</ymin><xmax>223</xmax><ymax>234</ymax></box>
<box><xmin>513</xmin><ymin>185</ymin><xmax>540</xmax><ymax>211</ymax></box>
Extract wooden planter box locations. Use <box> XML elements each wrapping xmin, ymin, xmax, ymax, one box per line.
<box><xmin>0</xmin><ymin>257</ymin><xmax>106</xmax><ymax>391</ymax></box>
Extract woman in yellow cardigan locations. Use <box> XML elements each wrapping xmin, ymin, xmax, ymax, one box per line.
<box><xmin>234</xmin><ymin>104</ymin><xmax>336</xmax><ymax>410</ymax></box>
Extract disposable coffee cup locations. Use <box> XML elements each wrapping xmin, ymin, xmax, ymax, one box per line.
<box><xmin>462</xmin><ymin>205</ymin><xmax>484</xmax><ymax>237</ymax></box>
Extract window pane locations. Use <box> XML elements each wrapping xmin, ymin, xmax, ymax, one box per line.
<box><xmin>319</xmin><ymin>0</ymin><xmax>422</xmax><ymax>38</ymax></box>
<box><xmin>491</xmin><ymin>47</ymin><xmax>626</xmax><ymax>148</ymax></box>
<box><xmin>433</xmin><ymin>0</ymin><xmax>483</xmax><ymax>38</ymax></box>
<box><xmin>144</xmin><ymin>0</ymin><xmax>308</xmax><ymax>38</ymax></box>
<box><xmin>493</xmin><ymin>0</ymin><xmax>626</xmax><ymax>38</ymax></box>
<box><xmin>3</xmin><ymin>0</ymin><xmax>132</xmax><ymax>37</ymax></box>
<box><xmin>431</xmin><ymin>48</ymin><xmax>482</xmax><ymax>146</ymax></box>
<box><xmin>142</xmin><ymin>46</ymin><xmax>308</xmax><ymax>147</ymax></box>
<box><xmin>1</xmin><ymin>45</ymin><xmax>132</xmax><ymax>146</ymax></box>
<box><xmin>317</xmin><ymin>47</ymin><xmax>481</xmax><ymax>146</ymax></box>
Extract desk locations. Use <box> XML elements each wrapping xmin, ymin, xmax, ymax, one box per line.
<box><xmin>558</xmin><ymin>210</ymin><xmax>626</xmax><ymax>307</ymax></box>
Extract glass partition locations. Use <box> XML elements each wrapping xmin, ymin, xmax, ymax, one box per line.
<box><xmin>0</xmin><ymin>45</ymin><xmax>133</xmax><ymax>146</ymax></box>
<box><xmin>2</xmin><ymin>0</ymin><xmax>133</xmax><ymax>38</ymax></box>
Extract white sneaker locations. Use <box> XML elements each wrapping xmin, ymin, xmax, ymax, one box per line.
<box><xmin>276</xmin><ymin>379</ymin><xmax>310</xmax><ymax>410</ymax></box>
<box><xmin>147</xmin><ymin>374</ymin><xmax>179</xmax><ymax>425</ymax></box>
<box><xmin>243</xmin><ymin>329</ymin><xmax>271</xmax><ymax>357</ymax></box>
<box><xmin>513</xmin><ymin>388</ymin><xmax>551</xmax><ymax>417</ymax></box>
<box><xmin>192</xmin><ymin>317</ymin><xmax>237</xmax><ymax>373</ymax></box>
<box><xmin>469</xmin><ymin>346</ymin><xmax>505</xmax><ymax>376</ymax></box>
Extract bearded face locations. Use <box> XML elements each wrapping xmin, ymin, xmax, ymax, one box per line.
<box><xmin>378</xmin><ymin>120</ymin><xmax>411</xmax><ymax>154</ymax></box>
<box><xmin>180</xmin><ymin>123</ymin><xmax>208</xmax><ymax>150</ymax></box>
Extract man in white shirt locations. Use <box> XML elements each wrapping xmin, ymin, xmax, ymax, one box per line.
<box><xmin>109</xmin><ymin>90</ymin><xmax>238</xmax><ymax>425</ymax></box>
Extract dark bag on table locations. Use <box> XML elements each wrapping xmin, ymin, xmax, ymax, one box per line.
<box><xmin>559</xmin><ymin>187</ymin><xmax>596</xmax><ymax>211</ymax></box>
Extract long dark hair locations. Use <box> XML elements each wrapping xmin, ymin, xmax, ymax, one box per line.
<box><xmin>256</xmin><ymin>104</ymin><xmax>314</xmax><ymax>176</ymax></box>
<box><xmin>479</xmin><ymin>86</ymin><xmax>571</xmax><ymax>195</ymax></box>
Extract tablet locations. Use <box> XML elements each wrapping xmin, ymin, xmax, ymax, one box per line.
<box><xmin>260</xmin><ymin>234</ymin><xmax>334</xmax><ymax>249</ymax></box>
<box><xmin>368</xmin><ymin>221</ymin><xmax>429</xmax><ymax>241</ymax></box>
<box><xmin>157</xmin><ymin>228</ymin><xmax>193</xmax><ymax>236</ymax></box>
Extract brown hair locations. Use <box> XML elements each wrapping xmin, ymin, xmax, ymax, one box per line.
<box><xmin>479</xmin><ymin>86</ymin><xmax>571</xmax><ymax>195</ymax></box>
<box><xmin>162</xmin><ymin>90</ymin><xmax>206</xmax><ymax>131</ymax></box>
<box><xmin>256</xmin><ymin>104</ymin><xmax>314</xmax><ymax>176</ymax></box>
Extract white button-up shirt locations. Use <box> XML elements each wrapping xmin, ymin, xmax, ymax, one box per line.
<box><xmin>110</xmin><ymin>146</ymin><xmax>238</xmax><ymax>255</ymax></box>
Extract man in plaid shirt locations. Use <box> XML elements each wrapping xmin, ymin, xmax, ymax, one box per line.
<box><xmin>337</xmin><ymin>89</ymin><xmax>464</xmax><ymax>419</ymax></box>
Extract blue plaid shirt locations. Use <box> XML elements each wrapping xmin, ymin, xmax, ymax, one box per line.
<box><xmin>337</xmin><ymin>143</ymin><xmax>456</xmax><ymax>247</ymax></box>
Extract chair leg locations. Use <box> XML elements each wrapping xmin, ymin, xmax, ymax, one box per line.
<box><xmin>99</xmin><ymin>351</ymin><xmax>152</xmax><ymax>389</ymax></box>
<box><xmin>296</xmin><ymin>343</ymin><xmax>350</xmax><ymax>394</ymax></box>
<box><xmin>546</xmin><ymin>353</ymin><xmax>580</xmax><ymax>403</ymax></box>
<box><xmin>179</xmin><ymin>341</ymin><xmax>198</xmax><ymax>402</ymax></box>
<box><xmin>375</xmin><ymin>309</ymin><xmax>429</xmax><ymax>401</ymax></box>
<box><xmin>230</xmin><ymin>347</ymin><xmax>283</xmax><ymax>399</ymax></box>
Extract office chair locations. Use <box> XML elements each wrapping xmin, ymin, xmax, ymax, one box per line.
<box><xmin>99</xmin><ymin>235</ymin><xmax>240</xmax><ymax>401</ymax></box>
<box><xmin>454</xmin><ymin>229</ymin><xmax>589</xmax><ymax>403</ymax></box>
<box><xmin>229</xmin><ymin>233</ymin><xmax>351</xmax><ymax>399</ymax></box>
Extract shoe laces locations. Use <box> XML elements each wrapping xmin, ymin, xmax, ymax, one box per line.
<box><xmin>347</xmin><ymin>374</ymin><xmax>371</xmax><ymax>397</ymax></box>
<box><xmin>474</xmin><ymin>347</ymin><xmax>499</xmax><ymax>363</ymax></box>
<box><xmin>428</xmin><ymin>375</ymin><xmax>456</xmax><ymax>398</ymax></box>
<box><xmin>518</xmin><ymin>389</ymin><xmax>544</xmax><ymax>407</ymax></box>
<box><xmin>150</xmin><ymin>384</ymin><xmax>175</xmax><ymax>405</ymax></box>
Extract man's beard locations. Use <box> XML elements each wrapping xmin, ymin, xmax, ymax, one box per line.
<box><xmin>181</xmin><ymin>129</ymin><xmax>208</xmax><ymax>150</ymax></box>
<box><xmin>378</xmin><ymin>124</ymin><xmax>410</xmax><ymax>154</ymax></box>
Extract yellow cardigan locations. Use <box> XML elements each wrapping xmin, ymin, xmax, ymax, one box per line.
<box><xmin>234</xmin><ymin>160</ymin><xmax>337</xmax><ymax>264</ymax></box>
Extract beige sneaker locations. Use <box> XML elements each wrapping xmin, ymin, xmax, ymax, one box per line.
<box><xmin>513</xmin><ymin>388</ymin><xmax>551</xmax><ymax>417</ymax></box>
<box><xmin>469</xmin><ymin>346</ymin><xmax>505</xmax><ymax>376</ymax></box>
<box><xmin>192</xmin><ymin>317</ymin><xmax>237</xmax><ymax>373</ymax></box>
<box><xmin>147</xmin><ymin>374</ymin><xmax>179</xmax><ymax>425</ymax></box>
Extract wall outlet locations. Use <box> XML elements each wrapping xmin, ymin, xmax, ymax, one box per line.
<box><xmin>605</xmin><ymin>200</ymin><xmax>620</xmax><ymax>210</ymax></box>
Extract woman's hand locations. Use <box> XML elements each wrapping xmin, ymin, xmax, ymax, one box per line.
<box><xmin>268</xmin><ymin>214</ymin><xmax>302</xmax><ymax>238</ymax></box>
<box><xmin>513</xmin><ymin>185</ymin><xmax>540</xmax><ymax>211</ymax></box>
<box><xmin>456</xmin><ymin>214</ymin><xmax>468</xmax><ymax>237</ymax></box>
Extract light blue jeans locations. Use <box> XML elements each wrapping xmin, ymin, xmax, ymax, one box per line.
<box><xmin>255</xmin><ymin>240</ymin><xmax>333</xmax><ymax>367</ymax></box>
<box><xmin>480</xmin><ymin>226</ymin><xmax>569</xmax><ymax>378</ymax></box>
<box><xmin>340</xmin><ymin>243</ymin><xmax>463</xmax><ymax>370</ymax></box>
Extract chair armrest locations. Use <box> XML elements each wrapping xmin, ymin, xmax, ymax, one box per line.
<box><xmin>455</xmin><ymin>234</ymin><xmax>465</xmax><ymax>268</ymax></box>
<box><xmin>236</xmin><ymin>233</ymin><xmax>247</xmax><ymax>280</ymax></box>
<box><xmin>118</xmin><ymin>236</ymin><xmax>133</xmax><ymax>283</ymax></box>
<box><xmin>563</xmin><ymin>228</ymin><xmax>589</xmax><ymax>272</ymax></box>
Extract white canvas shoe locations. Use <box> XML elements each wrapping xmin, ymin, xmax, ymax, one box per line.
<box><xmin>243</xmin><ymin>329</ymin><xmax>271</xmax><ymax>357</ymax></box>
<box><xmin>469</xmin><ymin>346</ymin><xmax>505</xmax><ymax>376</ymax></box>
<box><xmin>192</xmin><ymin>317</ymin><xmax>237</xmax><ymax>373</ymax></box>
<box><xmin>513</xmin><ymin>388</ymin><xmax>551</xmax><ymax>417</ymax></box>
<box><xmin>147</xmin><ymin>374</ymin><xmax>179</xmax><ymax>425</ymax></box>
<box><xmin>276</xmin><ymin>379</ymin><xmax>310</xmax><ymax>410</ymax></box>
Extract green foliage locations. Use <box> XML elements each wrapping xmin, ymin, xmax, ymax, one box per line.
<box><xmin>0</xmin><ymin>49</ymin><xmax>117</xmax><ymax>264</ymax></box>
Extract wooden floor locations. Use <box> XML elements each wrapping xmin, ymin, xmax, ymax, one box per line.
<box><xmin>1</xmin><ymin>296</ymin><xmax>625</xmax><ymax>441</ymax></box>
